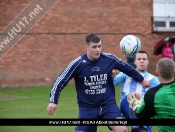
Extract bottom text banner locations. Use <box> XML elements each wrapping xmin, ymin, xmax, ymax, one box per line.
<box><xmin>0</xmin><ymin>119</ymin><xmax>174</xmax><ymax>126</ymax></box>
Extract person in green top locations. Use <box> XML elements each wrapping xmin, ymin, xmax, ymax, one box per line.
<box><xmin>127</xmin><ymin>58</ymin><xmax>175</xmax><ymax>132</ymax></box>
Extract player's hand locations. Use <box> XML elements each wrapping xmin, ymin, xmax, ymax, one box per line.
<box><xmin>127</xmin><ymin>92</ymin><xmax>142</xmax><ymax>111</ymax></box>
<box><xmin>141</xmin><ymin>78</ymin><xmax>150</xmax><ymax>88</ymax></box>
<box><xmin>111</xmin><ymin>69</ymin><xmax>119</xmax><ymax>78</ymax></box>
<box><xmin>47</xmin><ymin>103</ymin><xmax>57</xmax><ymax>115</ymax></box>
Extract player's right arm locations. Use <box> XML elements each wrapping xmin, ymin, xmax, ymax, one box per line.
<box><xmin>47</xmin><ymin>56</ymin><xmax>81</xmax><ymax>115</ymax></box>
<box><xmin>140</xmin><ymin>79</ymin><xmax>150</xmax><ymax>88</ymax></box>
<box><xmin>47</xmin><ymin>103</ymin><xmax>57</xmax><ymax>115</ymax></box>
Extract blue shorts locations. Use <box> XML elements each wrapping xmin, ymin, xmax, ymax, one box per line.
<box><xmin>75</xmin><ymin>101</ymin><xmax>123</xmax><ymax>132</ymax></box>
<box><xmin>120</xmin><ymin>96</ymin><xmax>152</xmax><ymax>132</ymax></box>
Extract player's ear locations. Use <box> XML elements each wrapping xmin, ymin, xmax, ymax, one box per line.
<box><xmin>147</xmin><ymin>59</ymin><xmax>149</xmax><ymax>64</ymax></box>
<box><xmin>155</xmin><ymin>69</ymin><xmax>159</xmax><ymax>77</ymax></box>
<box><xmin>85</xmin><ymin>45</ymin><xmax>88</xmax><ymax>51</ymax></box>
<box><xmin>134</xmin><ymin>60</ymin><xmax>136</xmax><ymax>64</ymax></box>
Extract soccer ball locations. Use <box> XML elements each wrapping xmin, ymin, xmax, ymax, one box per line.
<box><xmin>120</xmin><ymin>35</ymin><xmax>141</xmax><ymax>55</ymax></box>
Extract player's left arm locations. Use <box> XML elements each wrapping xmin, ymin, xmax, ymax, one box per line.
<box><xmin>127</xmin><ymin>91</ymin><xmax>155</xmax><ymax>119</ymax></box>
<box><xmin>135</xmin><ymin>77</ymin><xmax>160</xmax><ymax>118</ymax></box>
<box><xmin>135</xmin><ymin>91</ymin><xmax>156</xmax><ymax>119</ymax></box>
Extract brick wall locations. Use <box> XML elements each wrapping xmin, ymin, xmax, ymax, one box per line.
<box><xmin>0</xmin><ymin>0</ymin><xmax>174</xmax><ymax>88</ymax></box>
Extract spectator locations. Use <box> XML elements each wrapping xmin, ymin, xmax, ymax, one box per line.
<box><xmin>172</xmin><ymin>42</ymin><xmax>175</xmax><ymax>61</ymax></box>
<box><xmin>161</xmin><ymin>41</ymin><xmax>173</xmax><ymax>60</ymax></box>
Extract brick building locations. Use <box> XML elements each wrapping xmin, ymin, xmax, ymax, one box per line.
<box><xmin>0</xmin><ymin>0</ymin><xmax>174</xmax><ymax>88</ymax></box>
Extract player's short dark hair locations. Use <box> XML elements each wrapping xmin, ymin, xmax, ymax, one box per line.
<box><xmin>85</xmin><ymin>33</ymin><xmax>101</xmax><ymax>46</ymax></box>
<box><xmin>156</xmin><ymin>58</ymin><xmax>175</xmax><ymax>79</ymax></box>
<box><xmin>134</xmin><ymin>51</ymin><xmax>149</xmax><ymax>60</ymax></box>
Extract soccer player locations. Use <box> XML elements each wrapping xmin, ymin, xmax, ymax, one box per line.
<box><xmin>112</xmin><ymin>51</ymin><xmax>160</xmax><ymax>132</ymax></box>
<box><xmin>47</xmin><ymin>33</ymin><xmax>150</xmax><ymax>132</ymax></box>
<box><xmin>127</xmin><ymin>58</ymin><xmax>175</xmax><ymax>132</ymax></box>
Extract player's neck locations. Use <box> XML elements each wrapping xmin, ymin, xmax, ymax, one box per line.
<box><xmin>159</xmin><ymin>77</ymin><xmax>174</xmax><ymax>84</ymax></box>
<box><xmin>138</xmin><ymin>69</ymin><xmax>147</xmax><ymax>73</ymax></box>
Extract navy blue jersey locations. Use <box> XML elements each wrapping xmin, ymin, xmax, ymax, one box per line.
<box><xmin>49</xmin><ymin>52</ymin><xmax>144</xmax><ymax>106</ymax></box>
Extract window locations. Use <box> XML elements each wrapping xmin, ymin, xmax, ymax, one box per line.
<box><xmin>153</xmin><ymin>0</ymin><xmax>175</xmax><ymax>32</ymax></box>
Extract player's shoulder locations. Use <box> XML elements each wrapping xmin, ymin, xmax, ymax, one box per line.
<box><xmin>73</xmin><ymin>55</ymin><xmax>82</xmax><ymax>62</ymax></box>
<box><xmin>147</xmin><ymin>72</ymin><xmax>156</xmax><ymax>77</ymax></box>
<box><xmin>69</xmin><ymin>56</ymin><xmax>82</xmax><ymax>66</ymax></box>
<box><xmin>101</xmin><ymin>52</ymin><xmax>113</xmax><ymax>56</ymax></box>
<box><xmin>146</xmin><ymin>83</ymin><xmax>162</xmax><ymax>94</ymax></box>
<box><xmin>145</xmin><ymin>72</ymin><xmax>158</xmax><ymax>80</ymax></box>
<box><xmin>101</xmin><ymin>52</ymin><xmax>120</xmax><ymax>60</ymax></box>
<box><xmin>150</xmin><ymin>74</ymin><xmax>158</xmax><ymax>79</ymax></box>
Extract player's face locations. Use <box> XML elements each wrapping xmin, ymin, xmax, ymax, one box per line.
<box><xmin>134</xmin><ymin>53</ymin><xmax>149</xmax><ymax>72</ymax></box>
<box><xmin>86</xmin><ymin>41</ymin><xmax>102</xmax><ymax>61</ymax></box>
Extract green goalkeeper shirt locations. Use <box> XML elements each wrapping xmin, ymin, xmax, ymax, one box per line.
<box><xmin>135</xmin><ymin>81</ymin><xmax>175</xmax><ymax>132</ymax></box>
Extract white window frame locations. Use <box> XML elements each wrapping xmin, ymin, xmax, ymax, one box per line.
<box><xmin>153</xmin><ymin>0</ymin><xmax>175</xmax><ymax>32</ymax></box>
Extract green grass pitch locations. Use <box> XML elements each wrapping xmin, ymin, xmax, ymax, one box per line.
<box><xmin>0</xmin><ymin>84</ymin><xmax>158</xmax><ymax>132</ymax></box>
